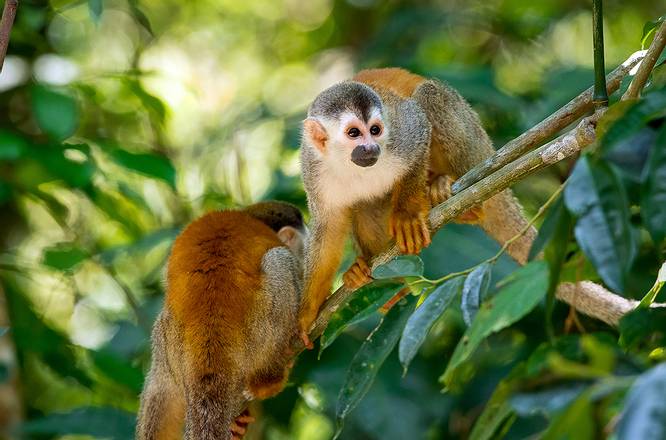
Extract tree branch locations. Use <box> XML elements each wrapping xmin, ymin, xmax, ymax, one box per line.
<box><xmin>452</xmin><ymin>50</ymin><xmax>645</xmax><ymax>194</ymax></box>
<box><xmin>0</xmin><ymin>0</ymin><xmax>18</xmax><ymax>72</ymax></box>
<box><xmin>623</xmin><ymin>21</ymin><xmax>666</xmax><ymax>100</ymax></box>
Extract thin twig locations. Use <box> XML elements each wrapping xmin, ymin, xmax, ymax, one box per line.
<box><xmin>623</xmin><ymin>21</ymin><xmax>666</xmax><ymax>100</ymax></box>
<box><xmin>0</xmin><ymin>0</ymin><xmax>18</xmax><ymax>72</ymax></box>
<box><xmin>452</xmin><ymin>51</ymin><xmax>645</xmax><ymax>194</ymax></box>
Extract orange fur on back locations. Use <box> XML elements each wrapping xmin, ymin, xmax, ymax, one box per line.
<box><xmin>166</xmin><ymin>211</ymin><xmax>283</xmax><ymax>373</ymax></box>
<box><xmin>353</xmin><ymin>68</ymin><xmax>425</xmax><ymax>99</ymax></box>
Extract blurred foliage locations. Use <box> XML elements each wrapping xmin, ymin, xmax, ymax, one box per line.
<box><xmin>0</xmin><ymin>0</ymin><xmax>665</xmax><ymax>439</ymax></box>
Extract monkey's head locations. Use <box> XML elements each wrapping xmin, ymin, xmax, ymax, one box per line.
<box><xmin>244</xmin><ymin>201</ymin><xmax>308</xmax><ymax>262</ymax></box>
<box><xmin>303</xmin><ymin>81</ymin><xmax>387</xmax><ymax>168</ymax></box>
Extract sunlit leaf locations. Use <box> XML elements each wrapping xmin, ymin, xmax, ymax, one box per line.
<box><xmin>441</xmin><ymin>262</ymin><xmax>549</xmax><ymax>387</ymax></box>
<box><xmin>461</xmin><ymin>263</ymin><xmax>492</xmax><ymax>326</ymax></box>
<box><xmin>43</xmin><ymin>244</ymin><xmax>88</xmax><ymax>271</ymax></box>
<box><xmin>372</xmin><ymin>255</ymin><xmax>423</xmax><ymax>279</ymax></box>
<box><xmin>616</xmin><ymin>363</ymin><xmax>666</xmax><ymax>440</ymax></box>
<box><xmin>399</xmin><ymin>277</ymin><xmax>463</xmax><ymax>373</ymax></box>
<box><xmin>108</xmin><ymin>148</ymin><xmax>176</xmax><ymax>189</ymax></box>
<box><xmin>21</xmin><ymin>407</ymin><xmax>136</xmax><ymax>438</ymax></box>
<box><xmin>335</xmin><ymin>295</ymin><xmax>416</xmax><ymax>438</ymax></box>
<box><xmin>564</xmin><ymin>156</ymin><xmax>635</xmax><ymax>292</ymax></box>
<box><xmin>319</xmin><ymin>280</ymin><xmax>404</xmax><ymax>355</ymax></box>
<box><xmin>31</xmin><ymin>85</ymin><xmax>79</xmax><ymax>141</ymax></box>
<box><xmin>641</xmin><ymin>126</ymin><xmax>666</xmax><ymax>244</ymax></box>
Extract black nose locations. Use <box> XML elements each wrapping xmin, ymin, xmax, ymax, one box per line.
<box><xmin>351</xmin><ymin>144</ymin><xmax>380</xmax><ymax>167</ymax></box>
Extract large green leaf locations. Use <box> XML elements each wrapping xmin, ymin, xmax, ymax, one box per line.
<box><xmin>319</xmin><ymin>280</ymin><xmax>404</xmax><ymax>355</ymax></box>
<box><xmin>618</xmin><ymin>307</ymin><xmax>666</xmax><ymax>351</ymax></box>
<box><xmin>564</xmin><ymin>156</ymin><xmax>635</xmax><ymax>292</ymax></box>
<box><xmin>441</xmin><ymin>262</ymin><xmax>549</xmax><ymax>387</ymax></box>
<box><xmin>30</xmin><ymin>143</ymin><xmax>96</xmax><ymax>188</ymax></box>
<box><xmin>461</xmin><ymin>263</ymin><xmax>492</xmax><ymax>326</ymax></box>
<box><xmin>641</xmin><ymin>126</ymin><xmax>666</xmax><ymax>244</ymax></box>
<box><xmin>31</xmin><ymin>85</ymin><xmax>79</xmax><ymax>141</ymax></box>
<box><xmin>398</xmin><ymin>277</ymin><xmax>463</xmax><ymax>372</ymax></box>
<box><xmin>108</xmin><ymin>148</ymin><xmax>176</xmax><ymax>189</ymax></box>
<box><xmin>335</xmin><ymin>295</ymin><xmax>416</xmax><ymax>438</ymax></box>
<box><xmin>528</xmin><ymin>195</ymin><xmax>566</xmax><ymax>261</ymax></box>
<box><xmin>372</xmin><ymin>255</ymin><xmax>424</xmax><ymax>279</ymax></box>
<box><xmin>616</xmin><ymin>363</ymin><xmax>666</xmax><ymax>440</ymax></box>
<box><xmin>21</xmin><ymin>406</ymin><xmax>136</xmax><ymax>439</ymax></box>
<box><xmin>42</xmin><ymin>244</ymin><xmax>89</xmax><ymax>272</ymax></box>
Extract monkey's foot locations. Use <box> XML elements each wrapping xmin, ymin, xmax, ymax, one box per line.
<box><xmin>297</xmin><ymin>312</ymin><xmax>316</xmax><ymax>349</ymax></box>
<box><xmin>231</xmin><ymin>409</ymin><xmax>255</xmax><ymax>440</ymax></box>
<box><xmin>429</xmin><ymin>175</ymin><xmax>484</xmax><ymax>224</ymax></box>
<box><xmin>343</xmin><ymin>257</ymin><xmax>372</xmax><ymax>289</ymax></box>
<box><xmin>388</xmin><ymin>210</ymin><xmax>431</xmax><ymax>255</ymax></box>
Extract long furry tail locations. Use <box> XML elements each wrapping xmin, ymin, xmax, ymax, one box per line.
<box><xmin>479</xmin><ymin>189</ymin><xmax>536</xmax><ymax>265</ymax></box>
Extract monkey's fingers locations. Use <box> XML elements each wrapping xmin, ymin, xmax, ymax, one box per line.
<box><xmin>428</xmin><ymin>175</ymin><xmax>454</xmax><ymax>207</ymax></box>
<box><xmin>300</xmin><ymin>330</ymin><xmax>314</xmax><ymax>350</ymax></box>
<box><xmin>402</xmin><ymin>220</ymin><xmax>416</xmax><ymax>254</ymax></box>
<box><xmin>343</xmin><ymin>258</ymin><xmax>373</xmax><ymax>289</ymax></box>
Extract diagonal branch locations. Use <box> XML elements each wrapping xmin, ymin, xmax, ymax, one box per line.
<box><xmin>623</xmin><ymin>21</ymin><xmax>666</xmax><ymax>100</ymax></box>
<box><xmin>452</xmin><ymin>51</ymin><xmax>645</xmax><ymax>194</ymax></box>
<box><xmin>0</xmin><ymin>0</ymin><xmax>18</xmax><ymax>72</ymax></box>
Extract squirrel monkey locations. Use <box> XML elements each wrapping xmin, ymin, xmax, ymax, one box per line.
<box><xmin>136</xmin><ymin>201</ymin><xmax>307</xmax><ymax>440</ymax></box>
<box><xmin>298</xmin><ymin>68</ymin><xmax>535</xmax><ymax>345</ymax></box>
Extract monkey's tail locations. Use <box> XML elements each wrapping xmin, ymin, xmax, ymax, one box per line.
<box><xmin>183</xmin><ymin>372</ymin><xmax>243</xmax><ymax>440</ymax></box>
<box><xmin>479</xmin><ymin>189</ymin><xmax>536</xmax><ymax>265</ymax></box>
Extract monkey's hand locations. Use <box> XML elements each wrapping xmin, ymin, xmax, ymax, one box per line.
<box><xmin>429</xmin><ymin>174</ymin><xmax>484</xmax><ymax>224</ymax></box>
<box><xmin>388</xmin><ymin>200</ymin><xmax>431</xmax><ymax>255</ymax></box>
<box><xmin>231</xmin><ymin>409</ymin><xmax>255</xmax><ymax>440</ymax></box>
<box><xmin>342</xmin><ymin>257</ymin><xmax>372</xmax><ymax>290</ymax></box>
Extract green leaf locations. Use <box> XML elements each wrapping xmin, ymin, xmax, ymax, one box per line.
<box><xmin>541</xmin><ymin>391</ymin><xmax>595</xmax><ymax>440</ymax></box>
<box><xmin>31</xmin><ymin>143</ymin><xmax>96</xmax><ymax>188</ymax></box>
<box><xmin>461</xmin><ymin>263</ymin><xmax>492</xmax><ymax>326</ymax></box>
<box><xmin>398</xmin><ymin>277</ymin><xmax>463</xmax><ymax>373</ymax></box>
<box><xmin>642</xmin><ymin>15</ymin><xmax>665</xmax><ymax>48</ymax></box>
<box><xmin>125</xmin><ymin>79</ymin><xmax>167</xmax><ymax>123</ymax></box>
<box><xmin>511</xmin><ymin>383</ymin><xmax>587</xmax><ymax>417</ymax></box>
<box><xmin>441</xmin><ymin>262</ymin><xmax>549</xmax><ymax>387</ymax></box>
<box><xmin>335</xmin><ymin>295</ymin><xmax>416</xmax><ymax>438</ymax></box>
<box><xmin>21</xmin><ymin>406</ymin><xmax>136</xmax><ymax>438</ymax></box>
<box><xmin>319</xmin><ymin>280</ymin><xmax>404</xmax><ymax>354</ymax></box>
<box><xmin>31</xmin><ymin>85</ymin><xmax>79</xmax><ymax>141</ymax></box>
<box><xmin>0</xmin><ymin>180</ymin><xmax>11</xmax><ymax>203</ymax></box>
<box><xmin>108</xmin><ymin>148</ymin><xmax>176</xmax><ymax>189</ymax></box>
<box><xmin>0</xmin><ymin>363</ymin><xmax>7</xmax><ymax>383</ymax></box>
<box><xmin>91</xmin><ymin>349</ymin><xmax>143</xmax><ymax>392</ymax></box>
<box><xmin>43</xmin><ymin>244</ymin><xmax>89</xmax><ymax>271</ymax></box>
<box><xmin>616</xmin><ymin>363</ymin><xmax>666</xmax><ymax>440</ymax></box>
<box><xmin>0</xmin><ymin>130</ymin><xmax>28</xmax><ymax>160</ymax></box>
<box><xmin>87</xmin><ymin>0</ymin><xmax>103</xmax><ymax>22</ymax></box>
<box><xmin>641</xmin><ymin>126</ymin><xmax>666</xmax><ymax>244</ymax></box>
<box><xmin>564</xmin><ymin>156</ymin><xmax>635</xmax><ymax>292</ymax></box>
<box><xmin>372</xmin><ymin>255</ymin><xmax>423</xmax><ymax>279</ymax></box>
<box><xmin>618</xmin><ymin>307</ymin><xmax>666</xmax><ymax>351</ymax></box>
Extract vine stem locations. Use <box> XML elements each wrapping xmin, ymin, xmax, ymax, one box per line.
<box><xmin>623</xmin><ymin>21</ymin><xmax>666</xmax><ymax>100</ymax></box>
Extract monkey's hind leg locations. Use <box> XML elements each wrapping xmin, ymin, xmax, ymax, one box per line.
<box><xmin>428</xmin><ymin>174</ymin><xmax>484</xmax><ymax>224</ymax></box>
<box><xmin>136</xmin><ymin>367</ymin><xmax>185</xmax><ymax>440</ymax></box>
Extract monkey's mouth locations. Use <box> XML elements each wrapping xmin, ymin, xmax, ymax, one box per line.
<box><xmin>351</xmin><ymin>144</ymin><xmax>380</xmax><ymax>167</ymax></box>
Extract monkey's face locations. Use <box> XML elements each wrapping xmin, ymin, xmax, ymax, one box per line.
<box><xmin>336</xmin><ymin>109</ymin><xmax>387</xmax><ymax>168</ymax></box>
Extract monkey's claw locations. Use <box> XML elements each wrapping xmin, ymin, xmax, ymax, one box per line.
<box><xmin>388</xmin><ymin>211</ymin><xmax>431</xmax><ymax>255</ymax></box>
<box><xmin>343</xmin><ymin>257</ymin><xmax>372</xmax><ymax>289</ymax></box>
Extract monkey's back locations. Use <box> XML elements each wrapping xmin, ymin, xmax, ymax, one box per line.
<box><xmin>165</xmin><ymin>211</ymin><xmax>284</xmax><ymax>371</ymax></box>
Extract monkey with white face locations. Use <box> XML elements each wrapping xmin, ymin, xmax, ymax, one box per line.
<box><xmin>298</xmin><ymin>68</ymin><xmax>535</xmax><ymax>346</ymax></box>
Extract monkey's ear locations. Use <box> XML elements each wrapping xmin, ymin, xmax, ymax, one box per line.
<box><xmin>303</xmin><ymin>118</ymin><xmax>328</xmax><ymax>152</ymax></box>
<box><xmin>277</xmin><ymin>226</ymin><xmax>300</xmax><ymax>249</ymax></box>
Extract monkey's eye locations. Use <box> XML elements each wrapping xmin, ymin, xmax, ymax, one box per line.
<box><xmin>370</xmin><ymin>125</ymin><xmax>382</xmax><ymax>136</ymax></box>
<box><xmin>347</xmin><ymin>127</ymin><xmax>361</xmax><ymax>138</ymax></box>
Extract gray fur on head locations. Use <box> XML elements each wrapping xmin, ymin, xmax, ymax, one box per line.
<box><xmin>308</xmin><ymin>81</ymin><xmax>382</xmax><ymax>122</ymax></box>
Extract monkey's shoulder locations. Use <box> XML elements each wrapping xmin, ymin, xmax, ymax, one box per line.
<box><xmin>353</xmin><ymin>68</ymin><xmax>425</xmax><ymax>98</ymax></box>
